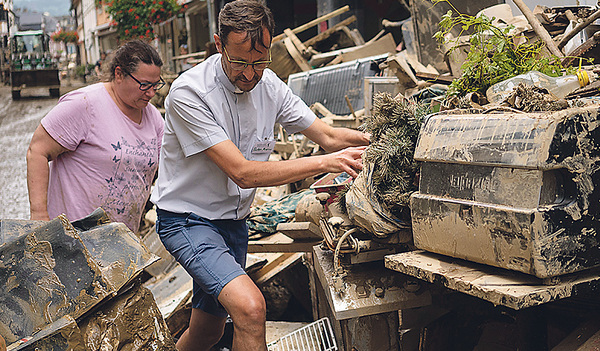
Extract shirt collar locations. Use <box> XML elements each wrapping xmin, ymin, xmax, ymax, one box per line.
<box><xmin>216</xmin><ymin>53</ymin><xmax>245</xmax><ymax>94</ymax></box>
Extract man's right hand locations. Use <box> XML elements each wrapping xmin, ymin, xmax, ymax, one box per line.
<box><xmin>325</xmin><ymin>145</ymin><xmax>367</xmax><ymax>178</ymax></box>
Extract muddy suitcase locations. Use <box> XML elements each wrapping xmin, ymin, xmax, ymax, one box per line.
<box><xmin>410</xmin><ymin>106</ymin><xmax>600</xmax><ymax>278</ymax></box>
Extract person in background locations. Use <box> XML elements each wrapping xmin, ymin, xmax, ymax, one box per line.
<box><xmin>151</xmin><ymin>1</ymin><xmax>369</xmax><ymax>350</ymax></box>
<box><xmin>27</xmin><ymin>40</ymin><xmax>165</xmax><ymax>234</ymax></box>
<box><xmin>179</xmin><ymin>44</ymin><xmax>194</xmax><ymax>73</ymax></box>
<box><xmin>95</xmin><ymin>51</ymin><xmax>107</xmax><ymax>76</ymax></box>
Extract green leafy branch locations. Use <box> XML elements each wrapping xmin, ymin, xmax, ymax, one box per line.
<box><xmin>433</xmin><ymin>0</ymin><xmax>568</xmax><ymax>97</ymax></box>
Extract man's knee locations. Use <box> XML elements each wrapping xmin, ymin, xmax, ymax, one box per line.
<box><xmin>231</xmin><ymin>293</ymin><xmax>266</xmax><ymax>328</ymax></box>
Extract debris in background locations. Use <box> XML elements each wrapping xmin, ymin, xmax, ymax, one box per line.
<box><xmin>503</xmin><ymin>83</ymin><xmax>570</xmax><ymax>112</ymax></box>
<box><xmin>248</xmin><ymin>189</ymin><xmax>315</xmax><ymax>238</ymax></box>
<box><xmin>269</xmin><ymin>5</ymin><xmax>360</xmax><ymax>81</ymax></box>
<box><xmin>288</xmin><ymin>54</ymin><xmax>388</xmax><ymax>116</ymax></box>
<box><xmin>512</xmin><ymin>0</ymin><xmax>564</xmax><ymax>57</ymax></box>
<box><xmin>486</xmin><ymin>69</ymin><xmax>591</xmax><ymax>104</ymax></box>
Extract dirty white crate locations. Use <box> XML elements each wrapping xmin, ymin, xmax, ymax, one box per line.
<box><xmin>267</xmin><ymin>317</ymin><xmax>337</xmax><ymax>351</ymax></box>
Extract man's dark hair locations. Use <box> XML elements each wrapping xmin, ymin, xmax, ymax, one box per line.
<box><xmin>218</xmin><ymin>0</ymin><xmax>275</xmax><ymax>51</ymax></box>
<box><xmin>105</xmin><ymin>39</ymin><xmax>163</xmax><ymax>81</ymax></box>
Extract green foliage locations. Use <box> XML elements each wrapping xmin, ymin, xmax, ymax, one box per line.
<box><xmin>51</xmin><ymin>30</ymin><xmax>79</xmax><ymax>43</ymax></box>
<box><xmin>433</xmin><ymin>1</ymin><xmax>569</xmax><ymax>97</ymax></box>
<box><xmin>106</xmin><ymin>0</ymin><xmax>185</xmax><ymax>40</ymax></box>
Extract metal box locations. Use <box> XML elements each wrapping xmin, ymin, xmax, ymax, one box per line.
<box><xmin>410</xmin><ymin>106</ymin><xmax>600</xmax><ymax>278</ymax></box>
<box><xmin>363</xmin><ymin>77</ymin><xmax>401</xmax><ymax>117</ymax></box>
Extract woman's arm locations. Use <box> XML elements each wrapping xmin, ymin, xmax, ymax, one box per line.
<box><xmin>26</xmin><ymin>124</ymin><xmax>69</xmax><ymax>220</ymax></box>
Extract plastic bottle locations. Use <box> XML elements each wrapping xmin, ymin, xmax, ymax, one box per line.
<box><xmin>486</xmin><ymin>70</ymin><xmax>591</xmax><ymax>104</ymax></box>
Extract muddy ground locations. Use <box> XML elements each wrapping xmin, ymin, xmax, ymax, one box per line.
<box><xmin>0</xmin><ymin>80</ymin><xmax>86</xmax><ymax>220</ymax></box>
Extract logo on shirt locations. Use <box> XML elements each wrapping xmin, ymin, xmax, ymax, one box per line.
<box><xmin>99</xmin><ymin>136</ymin><xmax>160</xmax><ymax>227</ymax></box>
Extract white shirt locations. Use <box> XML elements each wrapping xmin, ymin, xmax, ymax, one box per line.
<box><xmin>151</xmin><ymin>54</ymin><xmax>316</xmax><ymax>219</ymax></box>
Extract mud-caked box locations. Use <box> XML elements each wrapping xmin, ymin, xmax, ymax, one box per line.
<box><xmin>411</xmin><ymin>106</ymin><xmax>600</xmax><ymax>278</ymax></box>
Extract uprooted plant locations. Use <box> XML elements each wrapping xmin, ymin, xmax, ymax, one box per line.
<box><xmin>337</xmin><ymin>93</ymin><xmax>430</xmax><ymax>221</ymax></box>
<box><xmin>433</xmin><ymin>0</ymin><xmax>570</xmax><ymax>98</ymax></box>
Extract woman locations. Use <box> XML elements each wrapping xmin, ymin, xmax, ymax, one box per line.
<box><xmin>27</xmin><ymin>40</ymin><xmax>164</xmax><ymax>233</ymax></box>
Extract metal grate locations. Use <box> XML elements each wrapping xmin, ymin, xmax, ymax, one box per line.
<box><xmin>287</xmin><ymin>54</ymin><xmax>387</xmax><ymax>116</ymax></box>
<box><xmin>267</xmin><ymin>317</ymin><xmax>337</xmax><ymax>351</ymax></box>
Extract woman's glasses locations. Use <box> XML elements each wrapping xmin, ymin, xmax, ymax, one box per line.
<box><xmin>127</xmin><ymin>73</ymin><xmax>166</xmax><ymax>91</ymax></box>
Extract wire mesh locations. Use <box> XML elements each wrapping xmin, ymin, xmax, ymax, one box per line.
<box><xmin>267</xmin><ymin>317</ymin><xmax>337</xmax><ymax>351</ymax></box>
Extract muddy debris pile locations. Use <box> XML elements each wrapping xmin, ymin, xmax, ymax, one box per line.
<box><xmin>436</xmin><ymin>2</ymin><xmax>600</xmax><ymax>111</ymax></box>
<box><xmin>0</xmin><ymin>208</ymin><xmax>176</xmax><ymax>351</ymax></box>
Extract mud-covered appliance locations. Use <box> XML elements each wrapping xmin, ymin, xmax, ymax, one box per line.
<box><xmin>410</xmin><ymin>106</ymin><xmax>600</xmax><ymax>278</ymax></box>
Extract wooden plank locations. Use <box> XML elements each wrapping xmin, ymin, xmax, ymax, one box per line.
<box><xmin>552</xmin><ymin>319</ymin><xmax>600</xmax><ymax>351</ymax></box>
<box><xmin>283</xmin><ymin>37</ymin><xmax>311</xmax><ymax>71</ymax></box>
<box><xmin>340</xmin><ymin>32</ymin><xmax>397</xmax><ymax>62</ymax></box>
<box><xmin>309</xmin><ymin>32</ymin><xmax>396</xmax><ymax>67</ymax></box>
<box><xmin>246</xmin><ymin>253</ymin><xmax>268</xmax><ymax>275</ymax></box>
<box><xmin>512</xmin><ymin>0</ymin><xmax>563</xmax><ymax>57</ymax></box>
<box><xmin>171</xmin><ymin>50</ymin><xmax>206</xmax><ymax>61</ymax></box>
<box><xmin>276</xmin><ymin>222</ymin><xmax>322</xmax><ymax>241</ymax></box>
<box><xmin>249</xmin><ymin>252</ymin><xmax>303</xmax><ymax>285</ymax></box>
<box><xmin>273</xmin><ymin>5</ymin><xmax>350</xmax><ymax>43</ymax></box>
<box><xmin>144</xmin><ymin>264</ymin><xmax>193</xmax><ymax>319</ymax></box>
<box><xmin>248</xmin><ymin>238</ymin><xmax>321</xmax><ymax>253</ymax></box>
<box><xmin>143</xmin><ymin>226</ymin><xmax>177</xmax><ymax>277</ymax></box>
<box><xmin>268</xmin><ymin>39</ymin><xmax>301</xmax><ymax>81</ymax></box>
<box><xmin>557</xmin><ymin>8</ymin><xmax>600</xmax><ymax>49</ymax></box>
<box><xmin>385</xmin><ymin>250</ymin><xmax>600</xmax><ymax>310</ymax></box>
<box><xmin>274</xmin><ymin>141</ymin><xmax>297</xmax><ymax>154</ymax></box>
<box><xmin>303</xmin><ymin>15</ymin><xmax>357</xmax><ymax>48</ymax></box>
<box><xmin>248</xmin><ymin>232</ymin><xmax>321</xmax><ymax>253</ymax></box>
<box><xmin>283</xmin><ymin>28</ymin><xmax>308</xmax><ymax>57</ymax></box>
<box><xmin>414</xmin><ymin>72</ymin><xmax>455</xmax><ymax>84</ymax></box>
<box><xmin>386</xmin><ymin>51</ymin><xmax>418</xmax><ymax>87</ymax></box>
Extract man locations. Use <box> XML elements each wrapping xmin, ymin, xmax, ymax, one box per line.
<box><xmin>151</xmin><ymin>1</ymin><xmax>369</xmax><ymax>350</ymax></box>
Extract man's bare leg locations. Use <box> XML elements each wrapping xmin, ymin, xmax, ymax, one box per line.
<box><xmin>176</xmin><ymin>307</ymin><xmax>227</xmax><ymax>351</ymax></box>
<box><xmin>219</xmin><ymin>274</ymin><xmax>267</xmax><ymax>351</ymax></box>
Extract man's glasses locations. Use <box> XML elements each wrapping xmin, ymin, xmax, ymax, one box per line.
<box><xmin>127</xmin><ymin>72</ymin><xmax>166</xmax><ymax>91</ymax></box>
<box><xmin>222</xmin><ymin>46</ymin><xmax>272</xmax><ymax>71</ymax></box>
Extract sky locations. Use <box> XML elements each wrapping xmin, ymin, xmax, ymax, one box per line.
<box><xmin>14</xmin><ymin>0</ymin><xmax>71</xmax><ymax>17</ymax></box>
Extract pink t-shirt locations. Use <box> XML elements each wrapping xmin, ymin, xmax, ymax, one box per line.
<box><xmin>41</xmin><ymin>83</ymin><xmax>164</xmax><ymax>232</ymax></box>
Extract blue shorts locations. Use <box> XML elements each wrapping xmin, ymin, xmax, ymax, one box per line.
<box><xmin>155</xmin><ymin>208</ymin><xmax>248</xmax><ymax>317</ymax></box>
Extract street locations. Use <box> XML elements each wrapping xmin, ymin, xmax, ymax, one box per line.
<box><xmin>0</xmin><ymin>83</ymin><xmax>84</xmax><ymax>220</ymax></box>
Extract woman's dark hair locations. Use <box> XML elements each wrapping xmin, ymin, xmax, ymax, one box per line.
<box><xmin>218</xmin><ymin>0</ymin><xmax>275</xmax><ymax>51</ymax></box>
<box><xmin>104</xmin><ymin>39</ymin><xmax>163</xmax><ymax>81</ymax></box>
